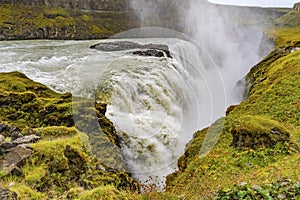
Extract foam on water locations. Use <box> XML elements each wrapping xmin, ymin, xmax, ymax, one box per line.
<box><xmin>0</xmin><ymin>35</ymin><xmax>268</xmax><ymax>189</ymax></box>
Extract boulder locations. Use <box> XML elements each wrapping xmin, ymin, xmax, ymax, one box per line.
<box><xmin>0</xmin><ymin>188</ymin><xmax>18</xmax><ymax>200</ymax></box>
<box><xmin>3</xmin><ymin>145</ymin><xmax>32</xmax><ymax>165</ymax></box>
<box><xmin>133</xmin><ymin>49</ymin><xmax>166</xmax><ymax>57</ymax></box>
<box><xmin>90</xmin><ymin>41</ymin><xmax>172</xmax><ymax>58</ymax></box>
<box><xmin>230</xmin><ymin>115</ymin><xmax>290</xmax><ymax>150</ymax></box>
<box><xmin>10</xmin><ymin>126</ymin><xmax>20</xmax><ymax>133</ymax></box>
<box><xmin>0</xmin><ymin>145</ymin><xmax>32</xmax><ymax>176</ymax></box>
<box><xmin>294</xmin><ymin>2</ymin><xmax>300</xmax><ymax>11</ymax></box>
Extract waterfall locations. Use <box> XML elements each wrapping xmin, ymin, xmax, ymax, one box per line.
<box><xmin>110</xmin><ymin>0</ymin><xmax>273</xmax><ymax>188</ymax></box>
<box><xmin>94</xmin><ymin>37</ymin><xmax>229</xmax><ymax>187</ymax></box>
<box><xmin>0</xmin><ymin>0</ymin><xmax>273</xmax><ymax>190</ymax></box>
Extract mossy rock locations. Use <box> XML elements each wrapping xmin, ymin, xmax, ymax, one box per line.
<box><xmin>0</xmin><ymin>71</ymin><xmax>73</xmax><ymax>128</ymax></box>
<box><xmin>0</xmin><ymin>71</ymin><xmax>138</xmax><ymax>198</ymax></box>
<box><xmin>78</xmin><ymin>185</ymin><xmax>129</xmax><ymax>200</ymax></box>
<box><xmin>230</xmin><ymin>115</ymin><xmax>290</xmax><ymax>150</ymax></box>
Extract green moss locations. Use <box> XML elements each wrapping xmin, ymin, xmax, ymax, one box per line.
<box><xmin>11</xmin><ymin>184</ymin><xmax>46</xmax><ymax>200</ymax></box>
<box><xmin>229</xmin><ymin>115</ymin><xmax>290</xmax><ymax>150</ymax></box>
<box><xmin>24</xmin><ymin>165</ymin><xmax>47</xmax><ymax>184</ymax></box>
<box><xmin>79</xmin><ymin>185</ymin><xmax>129</xmax><ymax>200</ymax></box>
<box><xmin>33</xmin><ymin>126</ymin><xmax>78</xmax><ymax>138</ymax></box>
<box><xmin>91</xmin><ymin>25</ymin><xmax>113</xmax><ymax>35</ymax></box>
<box><xmin>266</xmin><ymin>10</ymin><xmax>300</xmax><ymax>47</ymax></box>
<box><xmin>30</xmin><ymin>133</ymin><xmax>89</xmax><ymax>172</ymax></box>
<box><xmin>0</xmin><ymin>71</ymin><xmax>73</xmax><ymax>128</ymax></box>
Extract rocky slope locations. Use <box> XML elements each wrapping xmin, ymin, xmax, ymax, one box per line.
<box><xmin>0</xmin><ymin>72</ymin><xmax>138</xmax><ymax>199</ymax></box>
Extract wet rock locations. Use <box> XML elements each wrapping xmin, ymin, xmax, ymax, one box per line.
<box><xmin>90</xmin><ymin>41</ymin><xmax>144</xmax><ymax>51</ymax></box>
<box><xmin>95</xmin><ymin>103</ymin><xmax>107</xmax><ymax>115</ymax></box>
<box><xmin>90</xmin><ymin>41</ymin><xmax>172</xmax><ymax>58</ymax></box>
<box><xmin>133</xmin><ymin>49</ymin><xmax>165</xmax><ymax>57</ymax></box>
<box><xmin>0</xmin><ymin>188</ymin><xmax>18</xmax><ymax>200</ymax></box>
<box><xmin>12</xmin><ymin>134</ymin><xmax>40</xmax><ymax>145</ymax></box>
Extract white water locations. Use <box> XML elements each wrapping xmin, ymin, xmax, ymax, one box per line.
<box><xmin>0</xmin><ymin>33</ymin><xmax>268</xmax><ymax>188</ymax></box>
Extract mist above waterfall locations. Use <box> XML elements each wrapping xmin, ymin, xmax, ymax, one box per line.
<box><xmin>129</xmin><ymin>0</ymin><xmax>272</xmax><ymax>104</ymax></box>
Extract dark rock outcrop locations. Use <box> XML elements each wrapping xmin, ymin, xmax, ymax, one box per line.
<box><xmin>0</xmin><ymin>124</ymin><xmax>40</xmax><ymax>176</ymax></box>
<box><xmin>0</xmin><ymin>124</ymin><xmax>10</xmax><ymax>137</ymax></box>
<box><xmin>133</xmin><ymin>49</ymin><xmax>166</xmax><ymax>58</ymax></box>
<box><xmin>90</xmin><ymin>41</ymin><xmax>172</xmax><ymax>58</ymax></box>
<box><xmin>0</xmin><ymin>188</ymin><xmax>18</xmax><ymax>200</ymax></box>
<box><xmin>294</xmin><ymin>2</ymin><xmax>300</xmax><ymax>11</ymax></box>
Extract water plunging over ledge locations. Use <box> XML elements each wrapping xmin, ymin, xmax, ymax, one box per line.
<box><xmin>0</xmin><ymin>33</ymin><xmax>269</xmax><ymax>188</ymax></box>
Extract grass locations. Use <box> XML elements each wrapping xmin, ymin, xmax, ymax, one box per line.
<box><xmin>267</xmin><ymin>11</ymin><xmax>300</xmax><ymax>47</ymax></box>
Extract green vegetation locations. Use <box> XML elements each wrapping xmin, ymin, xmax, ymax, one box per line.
<box><xmin>1</xmin><ymin>5</ymin><xmax>300</xmax><ymax>200</ymax></box>
<box><xmin>0</xmin><ymin>4</ymin><xmax>138</xmax><ymax>39</ymax></box>
<box><xmin>0</xmin><ymin>71</ymin><xmax>137</xmax><ymax>199</ymax></box>
<box><xmin>0</xmin><ymin>71</ymin><xmax>73</xmax><ymax>129</ymax></box>
<box><xmin>268</xmin><ymin>11</ymin><xmax>300</xmax><ymax>47</ymax></box>
<box><xmin>216</xmin><ymin>179</ymin><xmax>300</xmax><ymax>199</ymax></box>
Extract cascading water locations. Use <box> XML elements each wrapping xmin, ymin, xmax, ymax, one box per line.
<box><xmin>95</xmin><ymin>39</ymin><xmax>210</xmax><ymax>187</ymax></box>
<box><xmin>0</xmin><ymin>0</ymin><xmax>273</xmax><ymax>191</ymax></box>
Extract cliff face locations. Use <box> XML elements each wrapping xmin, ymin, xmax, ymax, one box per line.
<box><xmin>0</xmin><ymin>0</ymin><xmax>129</xmax><ymax>11</ymax></box>
<box><xmin>0</xmin><ymin>4</ymin><xmax>138</xmax><ymax>40</ymax></box>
